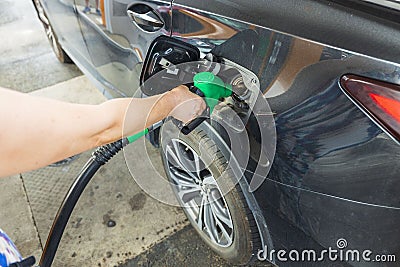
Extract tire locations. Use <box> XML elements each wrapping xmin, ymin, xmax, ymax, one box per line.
<box><xmin>32</xmin><ymin>0</ymin><xmax>73</xmax><ymax>64</ymax></box>
<box><xmin>160</xmin><ymin>123</ymin><xmax>261</xmax><ymax>265</ymax></box>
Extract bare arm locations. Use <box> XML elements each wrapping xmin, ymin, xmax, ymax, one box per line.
<box><xmin>0</xmin><ymin>85</ymin><xmax>205</xmax><ymax>177</ymax></box>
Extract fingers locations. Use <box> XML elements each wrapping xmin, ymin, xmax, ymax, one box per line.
<box><xmin>170</xmin><ymin>96</ymin><xmax>206</xmax><ymax>124</ymax></box>
<box><xmin>169</xmin><ymin>85</ymin><xmax>207</xmax><ymax>123</ymax></box>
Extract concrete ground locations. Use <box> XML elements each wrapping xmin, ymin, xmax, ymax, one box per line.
<box><xmin>0</xmin><ymin>1</ymin><xmax>260</xmax><ymax>266</ymax></box>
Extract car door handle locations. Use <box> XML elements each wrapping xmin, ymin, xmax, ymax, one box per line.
<box><xmin>127</xmin><ymin>6</ymin><xmax>164</xmax><ymax>32</ymax></box>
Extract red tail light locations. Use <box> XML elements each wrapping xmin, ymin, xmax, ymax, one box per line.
<box><xmin>369</xmin><ymin>93</ymin><xmax>400</xmax><ymax>123</ymax></box>
<box><xmin>341</xmin><ymin>74</ymin><xmax>400</xmax><ymax>142</ymax></box>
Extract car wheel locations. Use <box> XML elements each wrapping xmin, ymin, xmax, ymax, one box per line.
<box><xmin>160</xmin><ymin>124</ymin><xmax>261</xmax><ymax>265</ymax></box>
<box><xmin>32</xmin><ymin>0</ymin><xmax>72</xmax><ymax>64</ymax></box>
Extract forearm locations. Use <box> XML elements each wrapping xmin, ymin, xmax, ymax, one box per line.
<box><xmin>94</xmin><ymin>91</ymin><xmax>175</xmax><ymax>145</ymax></box>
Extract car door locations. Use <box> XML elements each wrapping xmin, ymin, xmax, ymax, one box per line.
<box><xmin>73</xmin><ymin>0</ymin><xmax>172</xmax><ymax>98</ymax></box>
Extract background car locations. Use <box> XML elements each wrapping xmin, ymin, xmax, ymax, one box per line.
<box><xmin>32</xmin><ymin>0</ymin><xmax>400</xmax><ymax>266</ymax></box>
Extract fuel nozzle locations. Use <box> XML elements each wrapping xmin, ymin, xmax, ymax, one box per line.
<box><xmin>177</xmin><ymin>72</ymin><xmax>233</xmax><ymax>135</ymax></box>
<box><xmin>193</xmin><ymin>72</ymin><xmax>232</xmax><ymax>113</ymax></box>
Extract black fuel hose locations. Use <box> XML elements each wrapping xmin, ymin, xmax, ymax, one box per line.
<box><xmin>38</xmin><ymin>139</ymin><xmax>128</xmax><ymax>267</ymax></box>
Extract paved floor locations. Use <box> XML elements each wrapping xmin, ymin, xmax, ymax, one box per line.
<box><xmin>0</xmin><ymin>1</ymin><xmax>253</xmax><ymax>266</ymax></box>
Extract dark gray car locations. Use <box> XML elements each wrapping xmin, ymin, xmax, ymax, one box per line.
<box><xmin>32</xmin><ymin>0</ymin><xmax>400</xmax><ymax>266</ymax></box>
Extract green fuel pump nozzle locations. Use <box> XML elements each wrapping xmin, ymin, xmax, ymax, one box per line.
<box><xmin>178</xmin><ymin>72</ymin><xmax>233</xmax><ymax>135</ymax></box>
<box><xmin>193</xmin><ymin>72</ymin><xmax>233</xmax><ymax>113</ymax></box>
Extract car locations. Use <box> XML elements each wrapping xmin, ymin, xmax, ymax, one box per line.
<box><xmin>32</xmin><ymin>0</ymin><xmax>400</xmax><ymax>266</ymax></box>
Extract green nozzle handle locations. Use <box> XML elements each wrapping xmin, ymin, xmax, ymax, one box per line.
<box><xmin>193</xmin><ymin>72</ymin><xmax>232</xmax><ymax>113</ymax></box>
<box><xmin>175</xmin><ymin>72</ymin><xmax>233</xmax><ymax>135</ymax></box>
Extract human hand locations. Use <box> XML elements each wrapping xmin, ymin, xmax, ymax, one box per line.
<box><xmin>168</xmin><ymin>85</ymin><xmax>206</xmax><ymax>124</ymax></box>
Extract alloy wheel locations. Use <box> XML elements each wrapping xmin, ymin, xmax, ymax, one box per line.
<box><xmin>165</xmin><ymin>139</ymin><xmax>234</xmax><ymax>247</ymax></box>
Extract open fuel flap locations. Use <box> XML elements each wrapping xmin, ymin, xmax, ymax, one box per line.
<box><xmin>140</xmin><ymin>35</ymin><xmax>200</xmax><ymax>96</ymax></box>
